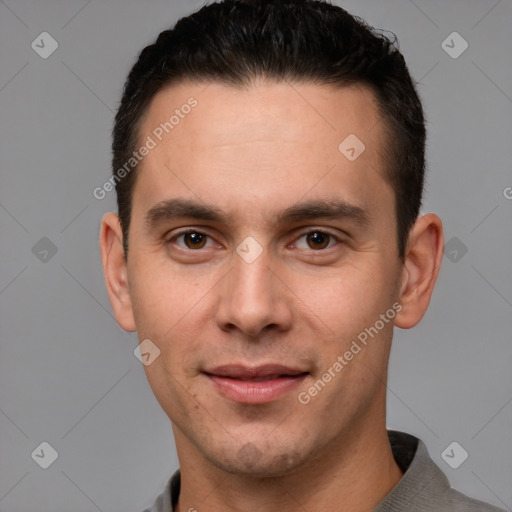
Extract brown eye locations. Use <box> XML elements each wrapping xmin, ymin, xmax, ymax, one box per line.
<box><xmin>182</xmin><ymin>232</ymin><xmax>207</xmax><ymax>249</ymax></box>
<box><xmin>170</xmin><ymin>231</ymin><xmax>213</xmax><ymax>250</ymax></box>
<box><xmin>306</xmin><ymin>231</ymin><xmax>331</xmax><ymax>250</ymax></box>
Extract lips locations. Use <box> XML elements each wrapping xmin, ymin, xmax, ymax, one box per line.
<box><xmin>205</xmin><ymin>364</ymin><xmax>307</xmax><ymax>379</ymax></box>
<box><xmin>203</xmin><ymin>364</ymin><xmax>309</xmax><ymax>404</ymax></box>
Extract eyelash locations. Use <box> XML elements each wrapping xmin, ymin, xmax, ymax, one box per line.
<box><xmin>166</xmin><ymin>228</ymin><xmax>342</xmax><ymax>253</ymax></box>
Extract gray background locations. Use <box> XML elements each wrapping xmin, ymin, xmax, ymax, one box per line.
<box><xmin>0</xmin><ymin>0</ymin><xmax>511</xmax><ymax>511</ymax></box>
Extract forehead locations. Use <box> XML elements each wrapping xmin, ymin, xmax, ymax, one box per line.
<box><xmin>141</xmin><ymin>79</ymin><xmax>383</xmax><ymax>152</ymax></box>
<box><xmin>133</xmin><ymin>80</ymin><xmax>392</xmax><ymax>223</ymax></box>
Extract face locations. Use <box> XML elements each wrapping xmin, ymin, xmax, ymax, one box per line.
<box><xmin>102</xmin><ymin>80</ymin><xmax>441</xmax><ymax>477</ymax></box>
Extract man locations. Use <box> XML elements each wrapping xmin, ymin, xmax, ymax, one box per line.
<box><xmin>99</xmin><ymin>1</ymin><xmax>504</xmax><ymax>510</ymax></box>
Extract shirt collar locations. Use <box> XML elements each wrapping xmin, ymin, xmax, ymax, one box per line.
<box><xmin>374</xmin><ymin>430</ymin><xmax>450</xmax><ymax>511</ymax></box>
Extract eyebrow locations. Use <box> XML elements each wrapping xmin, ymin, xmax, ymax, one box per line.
<box><xmin>145</xmin><ymin>197</ymin><xmax>370</xmax><ymax>230</ymax></box>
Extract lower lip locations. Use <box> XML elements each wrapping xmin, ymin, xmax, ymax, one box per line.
<box><xmin>206</xmin><ymin>374</ymin><xmax>308</xmax><ymax>404</ymax></box>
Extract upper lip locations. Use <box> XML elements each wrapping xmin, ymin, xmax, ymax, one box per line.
<box><xmin>203</xmin><ymin>364</ymin><xmax>309</xmax><ymax>380</ymax></box>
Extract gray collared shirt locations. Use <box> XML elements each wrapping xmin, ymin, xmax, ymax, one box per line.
<box><xmin>143</xmin><ymin>431</ymin><xmax>505</xmax><ymax>511</ymax></box>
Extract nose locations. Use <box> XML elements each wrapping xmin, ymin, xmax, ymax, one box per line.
<box><xmin>214</xmin><ymin>246</ymin><xmax>293</xmax><ymax>338</ymax></box>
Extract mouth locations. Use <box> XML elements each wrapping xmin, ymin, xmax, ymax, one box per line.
<box><xmin>203</xmin><ymin>364</ymin><xmax>310</xmax><ymax>404</ymax></box>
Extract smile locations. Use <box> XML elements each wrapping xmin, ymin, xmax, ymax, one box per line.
<box><xmin>203</xmin><ymin>364</ymin><xmax>309</xmax><ymax>404</ymax></box>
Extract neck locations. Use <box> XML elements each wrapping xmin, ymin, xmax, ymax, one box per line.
<box><xmin>174</xmin><ymin>419</ymin><xmax>402</xmax><ymax>512</ymax></box>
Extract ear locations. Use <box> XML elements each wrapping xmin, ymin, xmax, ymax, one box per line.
<box><xmin>394</xmin><ymin>214</ymin><xmax>444</xmax><ymax>329</ymax></box>
<box><xmin>99</xmin><ymin>212</ymin><xmax>136</xmax><ymax>332</ymax></box>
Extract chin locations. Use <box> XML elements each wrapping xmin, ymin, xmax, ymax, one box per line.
<box><xmin>202</xmin><ymin>436</ymin><xmax>318</xmax><ymax>478</ymax></box>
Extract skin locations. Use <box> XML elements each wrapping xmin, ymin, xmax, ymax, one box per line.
<box><xmin>100</xmin><ymin>80</ymin><xmax>444</xmax><ymax>512</ymax></box>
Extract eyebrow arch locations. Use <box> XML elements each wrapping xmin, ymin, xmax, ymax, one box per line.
<box><xmin>145</xmin><ymin>197</ymin><xmax>370</xmax><ymax>230</ymax></box>
<box><xmin>277</xmin><ymin>199</ymin><xmax>370</xmax><ymax>226</ymax></box>
<box><xmin>145</xmin><ymin>199</ymin><xmax>226</xmax><ymax>229</ymax></box>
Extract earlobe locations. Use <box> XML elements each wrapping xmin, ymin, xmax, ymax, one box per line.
<box><xmin>99</xmin><ymin>213</ymin><xmax>136</xmax><ymax>332</ymax></box>
<box><xmin>394</xmin><ymin>214</ymin><xmax>444</xmax><ymax>329</ymax></box>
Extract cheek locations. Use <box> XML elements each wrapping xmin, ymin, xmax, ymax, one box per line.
<box><xmin>142</xmin><ymin>361</ymin><xmax>197</xmax><ymax>428</ymax></box>
<box><xmin>130</xmin><ymin>267</ymin><xmax>212</xmax><ymax>383</ymax></box>
<box><xmin>129</xmin><ymin>259</ymin><xmax>203</xmax><ymax>338</ymax></box>
<box><xmin>292</xmin><ymin>261</ymin><xmax>397</xmax><ymax>339</ymax></box>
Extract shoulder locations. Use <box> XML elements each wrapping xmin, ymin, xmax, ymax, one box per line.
<box><xmin>141</xmin><ymin>471</ymin><xmax>177</xmax><ymax>512</ymax></box>
<box><xmin>441</xmin><ymin>487</ymin><xmax>507</xmax><ymax>512</ymax></box>
<box><xmin>378</xmin><ymin>431</ymin><xmax>507</xmax><ymax>512</ymax></box>
<box><xmin>141</xmin><ymin>491</ymin><xmax>166</xmax><ymax>512</ymax></box>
